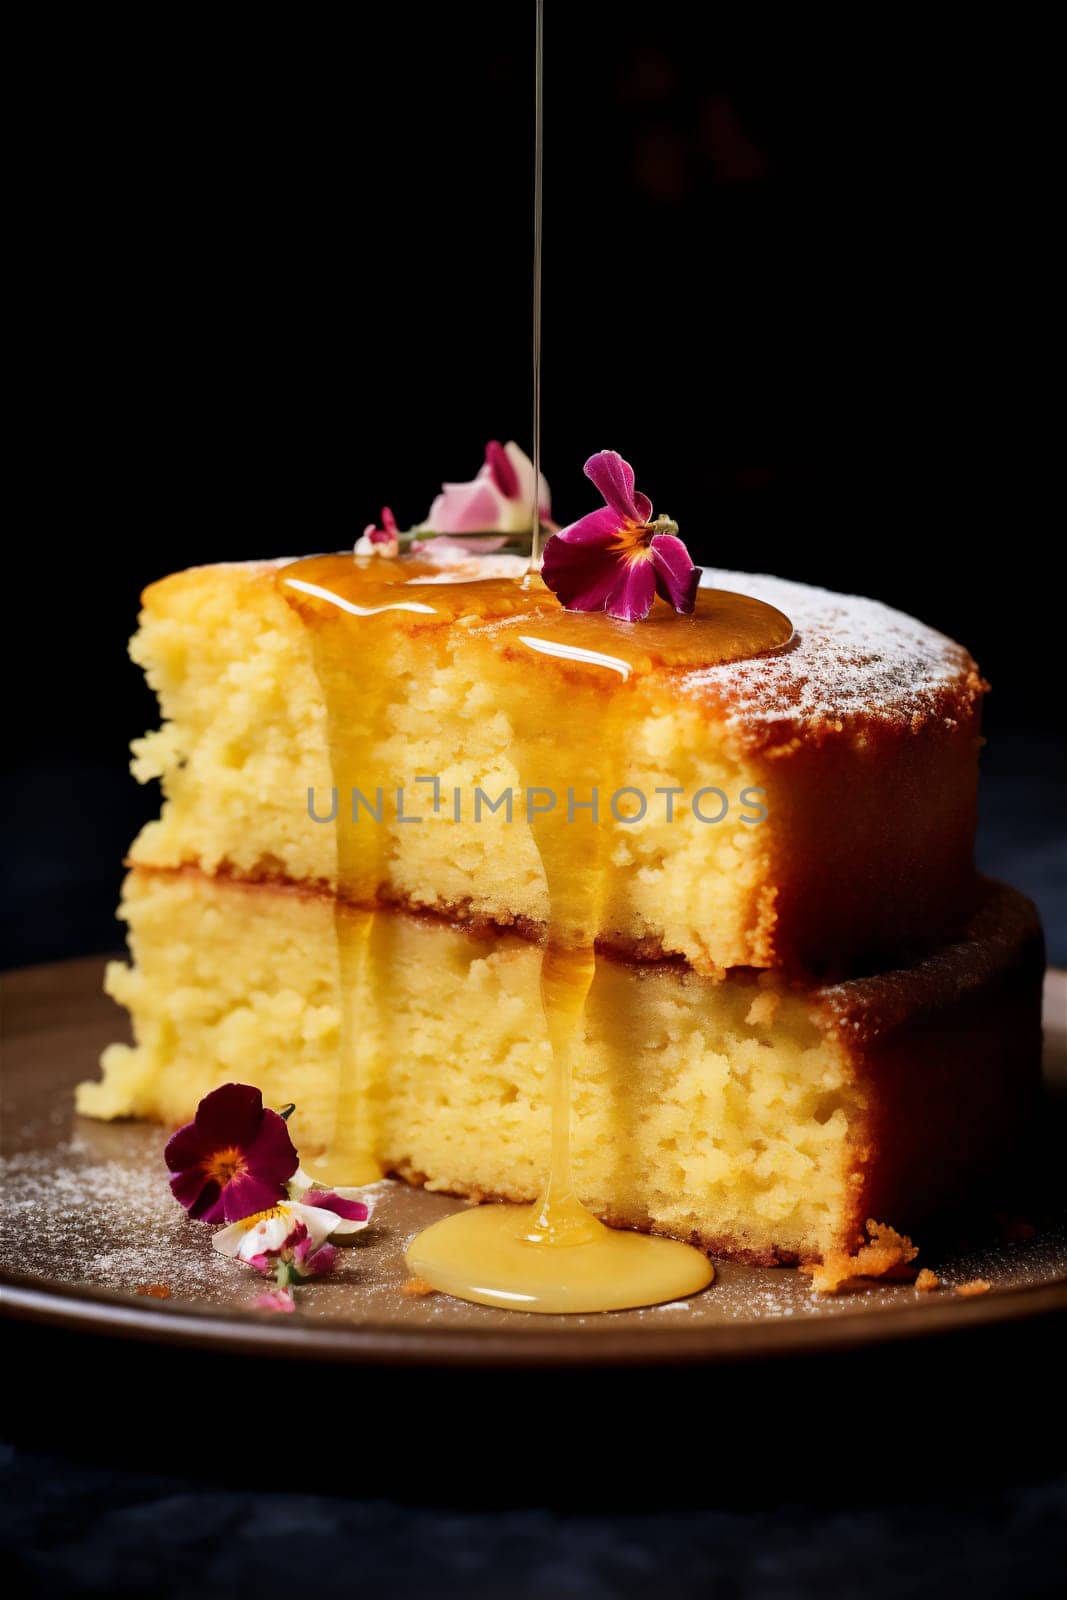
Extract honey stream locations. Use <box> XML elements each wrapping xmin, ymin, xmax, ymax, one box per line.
<box><xmin>280</xmin><ymin>556</ymin><xmax>792</xmax><ymax>1310</ymax></box>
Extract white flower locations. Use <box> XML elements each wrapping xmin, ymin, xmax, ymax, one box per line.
<box><xmin>213</xmin><ymin>1201</ymin><xmax>338</xmax><ymax>1264</ymax></box>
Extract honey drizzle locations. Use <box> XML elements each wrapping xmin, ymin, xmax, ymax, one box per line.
<box><xmin>279</xmin><ymin>554</ymin><xmax>792</xmax><ymax>1309</ymax></box>
<box><xmin>278</xmin><ymin>564</ymin><xmax>412</xmax><ymax>1185</ymax></box>
<box><xmin>405</xmin><ymin>594</ymin><xmax>719</xmax><ymax>1311</ymax></box>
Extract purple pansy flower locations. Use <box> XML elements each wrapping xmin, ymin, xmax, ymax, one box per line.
<box><xmin>164</xmin><ymin>1083</ymin><xmax>298</xmax><ymax>1225</ymax></box>
<box><xmin>541</xmin><ymin>451</ymin><xmax>701</xmax><ymax>622</ymax></box>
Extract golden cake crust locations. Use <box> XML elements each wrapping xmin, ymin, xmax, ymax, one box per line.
<box><xmin>831</xmin><ymin>881</ymin><xmax>1044</xmax><ymax>1250</ymax></box>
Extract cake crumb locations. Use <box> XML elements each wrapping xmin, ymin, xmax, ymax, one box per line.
<box><xmin>401</xmin><ymin>1276</ymin><xmax>436</xmax><ymax>1298</ymax></box>
<box><xmin>134</xmin><ymin>1283</ymin><xmax>172</xmax><ymax>1298</ymax></box>
<box><xmin>915</xmin><ymin>1268</ymin><xmax>940</xmax><ymax>1293</ymax></box>
<box><xmin>954</xmin><ymin>1278</ymin><xmax>991</xmax><ymax>1298</ymax></box>
<box><xmin>803</xmin><ymin>1219</ymin><xmax>919</xmax><ymax>1294</ymax></box>
<box><xmin>745</xmin><ymin>991</ymin><xmax>780</xmax><ymax>1028</ymax></box>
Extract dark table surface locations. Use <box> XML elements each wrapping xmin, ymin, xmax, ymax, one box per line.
<box><xmin>2</xmin><ymin>738</ymin><xmax>1064</xmax><ymax>1598</ymax></box>
<box><xmin>2</xmin><ymin>1313</ymin><xmax>1066</xmax><ymax>1599</ymax></box>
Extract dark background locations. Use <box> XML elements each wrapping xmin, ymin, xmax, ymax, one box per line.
<box><xmin>5</xmin><ymin>6</ymin><xmax>1063</xmax><ymax>968</ymax></box>
<box><xmin>2</xmin><ymin>12</ymin><xmax>1065</xmax><ymax>1595</ymax></box>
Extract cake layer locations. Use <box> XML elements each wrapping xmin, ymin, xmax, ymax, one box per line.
<box><xmin>78</xmin><ymin>869</ymin><xmax>1042</xmax><ymax>1264</ymax></box>
<box><xmin>124</xmin><ymin>558</ymin><xmax>984</xmax><ymax>975</ymax></box>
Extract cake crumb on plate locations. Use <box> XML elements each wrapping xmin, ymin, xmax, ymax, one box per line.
<box><xmin>401</xmin><ymin>1276</ymin><xmax>436</xmax><ymax>1298</ymax></box>
<box><xmin>803</xmin><ymin>1220</ymin><xmax>919</xmax><ymax>1294</ymax></box>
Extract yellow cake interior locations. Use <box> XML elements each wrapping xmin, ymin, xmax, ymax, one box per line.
<box><xmin>127</xmin><ymin>561</ymin><xmax>780</xmax><ymax>972</ymax></box>
<box><xmin>81</xmin><ymin>868</ymin><xmax>864</xmax><ymax>1262</ymax></box>
<box><xmin>124</xmin><ymin>559</ymin><xmax>982</xmax><ymax>976</ymax></box>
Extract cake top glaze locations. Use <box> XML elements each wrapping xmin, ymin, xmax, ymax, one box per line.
<box><xmin>683</xmin><ymin>568</ymin><xmax>984</xmax><ymax>749</ymax></box>
<box><xmin>171</xmin><ymin>555</ymin><xmax>984</xmax><ymax>752</ymax></box>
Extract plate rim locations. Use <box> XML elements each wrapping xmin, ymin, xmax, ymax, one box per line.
<box><xmin>3</xmin><ymin>1268</ymin><xmax>1065</xmax><ymax>1368</ymax></box>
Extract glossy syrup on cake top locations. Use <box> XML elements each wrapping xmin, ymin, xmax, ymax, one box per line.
<box><xmin>124</xmin><ymin>554</ymin><xmax>985</xmax><ymax>975</ymax></box>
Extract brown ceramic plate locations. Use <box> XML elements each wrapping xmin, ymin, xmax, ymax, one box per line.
<box><xmin>1</xmin><ymin>957</ymin><xmax>1064</xmax><ymax>1366</ymax></box>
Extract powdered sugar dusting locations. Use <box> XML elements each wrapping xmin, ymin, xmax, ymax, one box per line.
<box><xmin>2</xmin><ymin>1127</ymin><xmax>1062</xmax><ymax>1336</ymax></box>
<box><xmin>682</xmin><ymin>568</ymin><xmax>981</xmax><ymax>744</ymax></box>
<box><xmin>1</xmin><ymin>1135</ymin><xmax>234</xmax><ymax>1302</ymax></box>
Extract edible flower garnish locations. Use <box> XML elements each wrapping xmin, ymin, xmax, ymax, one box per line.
<box><xmin>422</xmin><ymin>439</ymin><xmax>551</xmax><ymax>544</ymax></box>
<box><xmin>165</xmin><ymin>1087</ymin><xmax>382</xmax><ymax>1313</ymax></box>
<box><xmin>355</xmin><ymin>506</ymin><xmax>400</xmax><ymax>558</ymax></box>
<box><xmin>164</xmin><ymin>1083</ymin><xmax>298</xmax><ymax>1225</ymax></box>
<box><xmin>541</xmin><ymin>450</ymin><xmax>700</xmax><ymax>622</ymax></box>
<box><xmin>214</xmin><ymin>1202</ymin><xmax>340</xmax><ymax>1302</ymax></box>
<box><xmin>355</xmin><ymin>442</ymin><xmax>552</xmax><ymax>558</ymax></box>
<box><xmin>287</xmin><ymin>1166</ymin><xmax>374</xmax><ymax>1236</ymax></box>
<box><xmin>254</xmin><ymin>1288</ymin><xmax>297</xmax><ymax>1314</ymax></box>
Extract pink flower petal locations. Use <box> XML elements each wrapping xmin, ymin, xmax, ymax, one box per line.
<box><xmin>426</xmin><ymin>477</ymin><xmax>505</xmax><ymax>535</ymax></box>
<box><xmin>541</xmin><ymin>525</ymin><xmax>630</xmax><ymax>612</ymax></box>
<box><xmin>485</xmin><ymin>440</ymin><xmax>519</xmax><ymax>499</ymax></box>
<box><xmin>381</xmin><ymin>506</ymin><xmax>399</xmax><ymax>535</ymax></box>
<box><xmin>541</xmin><ymin>523</ymin><xmax>620</xmax><ymax>608</ymax></box>
<box><xmin>601</xmin><ymin>557</ymin><xmax>658</xmax><ymax>622</ymax></box>
<box><xmin>583</xmin><ymin>451</ymin><xmax>652</xmax><ymax>525</ymax></box>
<box><xmin>649</xmin><ymin>534</ymin><xmax>701</xmax><ymax>614</ymax></box>
<box><xmin>547</xmin><ymin>506</ymin><xmax>626</xmax><ymax>548</ymax></box>
<box><xmin>303</xmin><ymin>1190</ymin><xmax>370</xmax><ymax>1223</ymax></box>
<box><xmin>429</xmin><ymin>535</ymin><xmax>510</xmax><ymax>554</ymax></box>
<box><xmin>254</xmin><ymin>1289</ymin><xmax>296</xmax><ymax>1313</ymax></box>
<box><xmin>504</xmin><ymin>440</ymin><xmax>552</xmax><ymax>520</ymax></box>
<box><xmin>300</xmin><ymin>1242</ymin><xmax>338</xmax><ymax>1279</ymax></box>
<box><xmin>282</xmin><ymin>1222</ymin><xmax>311</xmax><ymax>1260</ymax></box>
